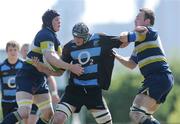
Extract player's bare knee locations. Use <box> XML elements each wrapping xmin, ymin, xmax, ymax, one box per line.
<box><xmin>53</xmin><ymin>112</ymin><xmax>67</xmax><ymax>124</ymax></box>
<box><xmin>40</xmin><ymin>107</ymin><xmax>54</xmax><ymax>121</ymax></box>
<box><xmin>18</xmin><ymin>106</ymin><xmax>31</xmax><ymax>119</ymax></box>
<box><xmin>129</xmin><ymin>111</ymin><xmax>145</xmax><ymax>124</ymax></box>
<box><xmin>129</xmin><ymin>106</ymin><xmax>151</xmax><ymax>124</ymax></box>
<box><xmin>92</xmin><ymin>109</ymin><xmax>112</xmax><ymax>124</ymax></box>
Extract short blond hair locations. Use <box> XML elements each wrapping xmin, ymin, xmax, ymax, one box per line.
<box><xmin>6</xmin><ymin>40</ymin><xmax>20</xmax><ymax>51</ymax></box>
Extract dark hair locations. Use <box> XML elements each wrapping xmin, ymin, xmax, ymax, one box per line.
<box><xmin>6</xmin><ymin>40</ymin><xmax>20</xmax><ymax>51</ymax></box>
<box><xmin>42</xmin><ymin>9</ymin><xmax>60</xmax><ymax>30</ymax></box>
<box><xmin>140</xmin><ymin>8</ymin><xmax>155</xmax><ymax>26</ymax></box>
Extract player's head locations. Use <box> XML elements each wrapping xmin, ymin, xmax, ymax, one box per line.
<box><xmin>135</xmin><ymin>8</ymin><xmax>155</xmax><ymax>27</ymax></box>
<box><xmin>20</xmin><ymin>43</ymin><xmax>30</xmax><ymax>59</ymax></box>
<box><xmin>42</xmin><ymin>9</ymin><xmax>60</xmax><ymax>32</ymax></box>
<box><xmin>6</xmin><ymin>40</ymin><xmax>20</xmax><ymax>60</ymax></box>
<box><xmin>72</xmin><ymin>22</ymin><xmax>90</xmax><ymax>46</ymax></box>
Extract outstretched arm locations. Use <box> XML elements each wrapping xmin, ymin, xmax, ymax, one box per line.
<box><xmin>112</xmin><ymin>51</ymin><xmax>137</xmax><ymax>69</ymax></box>
<box><xmin>120</xmin><ymin>26</ymin><xmax>148</xmax><ymax>43</ymax></box>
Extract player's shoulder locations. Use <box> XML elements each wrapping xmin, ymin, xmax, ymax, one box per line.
<box><xmin>0</xmin><ymin>59</ymin><xmax>8</xmax><ymax>70</ymax></box>
<box><xmin>64</xmin><ymin>40</ymin><xmax>75</xmax><ymax>48</ymax></box>
<box><xmin>0</xmin><ymin>59</ymin><xmax>7</xmax><ymax>66</ymax></box>
<box><xmin>146</xmin><ymin>27</ymin><xmax>158</xmax><ymax>41</ymax></box>
<box><xmin>36</xmin><ymin>28</ymin><xmax>55</xmax><ymax>41</ymax></box>
<box><xmin>17</xmin><ymin>59</ymin><xmax>24</xmax><ymax>64</ymax></box>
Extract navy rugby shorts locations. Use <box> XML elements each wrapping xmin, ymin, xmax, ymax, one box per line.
<box><xmin>138</xmin><ymin>72</ymin><xmax>174</xmax><ymax>103</ymax></box>
<box><xmin>60</xmin><ymin>85</ymin><xmax>106</xmax><ymax>112</ymax></box>
<box><xmin>16</xmin><ymin>69</ymin><xmax>49</xmax><ymax>94</ymax></box>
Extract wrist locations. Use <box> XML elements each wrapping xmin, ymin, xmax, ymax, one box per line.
<box><xmin>51</xmin><ymin>91</ymin><xmax>58</xmax><ymax>96</ymax></box>
<box><xmin>67</xmin><ymin>64</ymin><xmax>73</xmax><ymax>71</ymax></box>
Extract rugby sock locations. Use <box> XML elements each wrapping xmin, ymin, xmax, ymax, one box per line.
<box><xmin>143</xmin><ymin>118</ymin><xmax>160</xmax><ymax>124</ymax></box>
<box><xmin>1</xmin><ymin>111</ymin><xmax>21</xmax><ymax>124</ymax></box>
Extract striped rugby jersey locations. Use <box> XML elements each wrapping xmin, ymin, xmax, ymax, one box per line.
<box><xmin>0</xmin><ymin>59</ymin><xmax>23</xmax><ymax>102</ymax></box>
<box><xmin>130</xmin><ymin>27</ymin><xmax>171</xmax><ymax>77</ymax></box>
<box><xmin>62</xmin><ymin>33</ymin><xmax>121</xmax><ymax>90</ymax></box>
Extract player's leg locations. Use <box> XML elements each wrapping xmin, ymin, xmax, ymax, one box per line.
<box><xmin>89</xmin><ymin>97</ymin><xmax>112</xmax><ymax>124</ymax></box>
<box><xmin>53</xmin><ymin>86</ymin><xmax>80</xmax><ymax>124</ymax></box>
<box><xmin>53</xmin><ymin>102</ymin><xmax>76</xmax><ymax>124</ymax></box>
<box><xmin>1</xmin><ymin>91</ymin><xmax>33</xmax><ymax>124</ymax></box>
<box><xmin>34</xmin><ymin>92</ymin><xmax>54</xmax><ymax>124</ymax></box>
<box><xmin>129</xmin><ymin>93</ymin><xmax>160</xmax><ymax>124</ymax></box>
<box><xmin>129</xmin><ymin>73</ymin><xmax>173</xmax><ymax>124</ymax></box>
<box><xmin>23</xmin><ymin>104</ymin><xmax>40</xmax><ymax>124</ymax></box>
<box><xmin>1</xmin><ymin>102</ymin><xmax>18</xmax><ymax>120</ymax></box>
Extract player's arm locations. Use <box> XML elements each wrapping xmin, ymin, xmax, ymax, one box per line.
<box><xmin>112</xmin><ymin>51</ymin><xmax>137</xmax><ymax>69</ymax></box>
<box><xmin>32</xmin><ymin>57</ymin><xmax>64</xmax><ymax>76</ymax></box>
<box><xmin>120</xmin><ymin>26</ymin><xmax>148</xmax><ymax>43</ymax></box>
<box><xmin>41</xmin><ymin>41</ymin><xmax>84</xmax><ymax>76</ymax></box>
<box><xmin>47</xmin><ymin>76</ymin><xmax>60</xmax><ymax>104</ymax></box>
<box><xmin>98</xmin><ymin>33</ymin><xmax>129</xmax><ymax>49</ymax></box>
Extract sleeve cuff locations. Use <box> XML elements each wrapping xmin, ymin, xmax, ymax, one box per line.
<box><xmin>128</xmin><ymin>32</ymin><xmax>137</xmax><ymax>42</ymax></box>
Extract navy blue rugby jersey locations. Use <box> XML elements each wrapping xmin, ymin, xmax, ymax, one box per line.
<box><xmin>62</xmin><ymin>33</ymin><xmax>122</xmax><ymax>90</ymax></box>
<box><xmin>130</xmin><ymin>27</ymin><xmax>171</xmax><ymax>77</ymax></box>
<box><xmin>0</xmin><ymin>59</ymin><xmax>23</xmax><ymax>102</ymax></box>
<box><xmin>24</xmin><ymin>27</ymin><xmax>62</xmax><ymax>70</ymax></box>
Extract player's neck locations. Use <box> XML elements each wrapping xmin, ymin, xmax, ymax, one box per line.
<box><xmin>7</xmin><ymin>58</ymin><xmax>18</xmax><ymax>65</ymax></box>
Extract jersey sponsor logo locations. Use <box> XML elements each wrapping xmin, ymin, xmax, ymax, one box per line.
<box><xmin>7</xmin><ymin>77</ymin><xmax>16</xmax><ymax>88</ymax></box>
<box><xmin>71</xmin><ymin>47</ymin><xmax>101</xmax><ymax>65</ymax></box>
<box><xmin>78</xmin><ymin>51</ymin><xmax>90</xmax><ymax>65</ymax></box>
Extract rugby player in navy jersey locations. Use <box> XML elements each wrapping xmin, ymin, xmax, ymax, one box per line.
<box><xmin>0</xmin><ymin>41</ymin><xmax>23</xmax><ymax>121</ymax></box>
<box><xmin>52</xmin><ymin>22</ymin><xmax>127</xmax><ymax>124</ymax></box>
<box><xmin>114</xmin><ymin>8</ymin><xmax>174</xmax><ymax>124</ymax></box>
<box><xmin>20</xmin><ymin>43</ymin><xmax>60</xmax><ymax>124</ymax></box>
<box><xmin>1</xmin><ymin>9</ymin><xmax>83</xmax><ymax>124</ymax></box>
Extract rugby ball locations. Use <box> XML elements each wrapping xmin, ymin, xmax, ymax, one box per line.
<box><xmin>43</xmin><ymin>56</ymin><xmax>60</xmax><ymax>71</ymax></box>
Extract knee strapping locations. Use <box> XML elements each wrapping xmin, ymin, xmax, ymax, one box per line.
<box><xmin>37</xmin><ymin>99</ymin><xmax>52</xmax><ymax>111</ymax></box>
<box><xmin>92</xmin><ymin>109</ymin><xmax>112</xmax><ymax>124</ymax></box>
<box><xmin>143</xmin><ymin>118</ymin><xmax>160</xmax><ymax>124</ymax></box>
<box><xmin>55</xmin><ymin>102</ymin><xmax>73</xmax><ymax>119</ymax></box>
<box><xmin>130</xmin><ymin>106</ymin><xmax>152</xmax><ymax>124</ymax></box>
<box><xmin>17</xmin><ymin>99</ymin><xmax>33</xmax><ymax>107</ymax></box>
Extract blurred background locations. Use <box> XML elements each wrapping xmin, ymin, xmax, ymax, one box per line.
<box><xmin>0</xmin><ymin>0</ymin><xmax>180</xmax><ymax>123</ymax></box>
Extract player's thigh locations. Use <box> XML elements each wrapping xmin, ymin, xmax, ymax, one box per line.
<box><xmin>16</xmin><ymin>91</ymin><xmax>33</xmax><ymax>117</ymax></box>
<box><xmin>34</xmin><ymin>93</ymin><xmax>53</xmax><ymax>118</ymax></box>
<box><xmin>33</xmin><ymin>93</ymin><xmax>51</xmax><ymax>103</ymax></box>
<box><xmin>16</xmin><ymin>91</ymin><xmax>33</xmax><ymax>110</ymax></box>
<box><xmin>16</xmin><ymin>91</ymin><xmax>33</xmax><ymax>101</ymax></box>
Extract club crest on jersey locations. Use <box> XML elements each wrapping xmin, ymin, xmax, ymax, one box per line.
<box><xmin>78</xmin><ymin>51</ymin><xmax>91</xmax><ymax>65</ymax></box>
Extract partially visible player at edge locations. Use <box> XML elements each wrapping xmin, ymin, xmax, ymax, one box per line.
<box><xmin>1</xmin><ymin>9</ymin><xmax>83</xmax><ymax>124</ymax></box>
<box><xmin>0</xmin><ymin>41</ymin><xmax>23</xmax><ymax>122</ymax></box>
<box><xmin>114</xmin><ymin>8</ymin><xmax>174</xmax><ymax>124</ymax></box>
